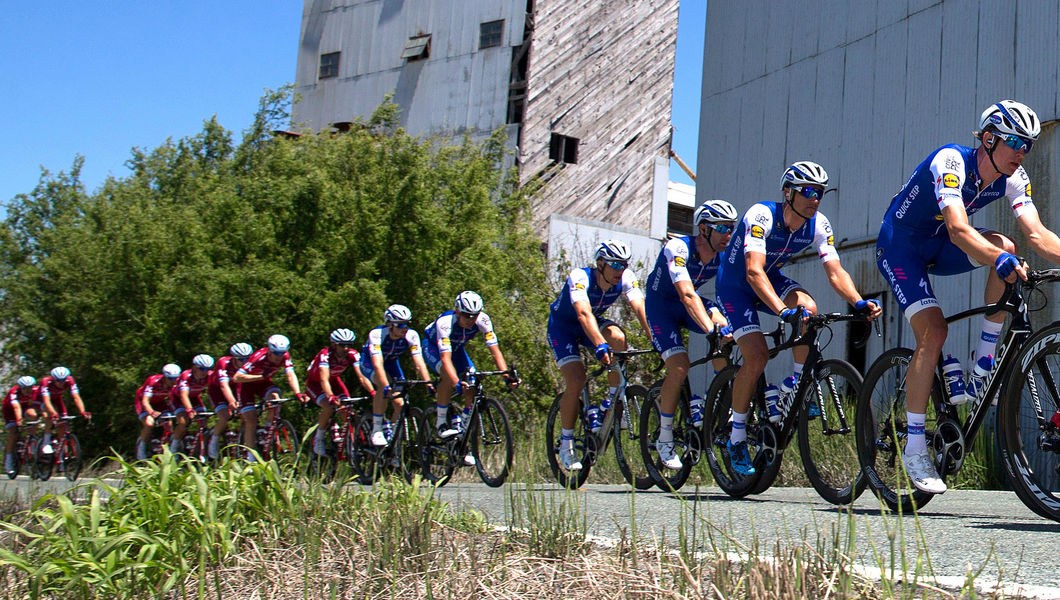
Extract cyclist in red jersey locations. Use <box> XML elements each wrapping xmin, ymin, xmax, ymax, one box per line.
<box><xmin>167</xmin><ymin>354</ymin><xmax>214</xmax><ymax>455</ymax></box>
<box><xmin>230</xmin><ymin>334</ymin><xmax>309</xmax><ymax>458</ymax></box>
<box><xmin>37</xmin><ymin>366</ymin><xmax>92</xmax><ymax>455</ymax></box>
<box><xmin>134</xmin><ymin>364</ymin><xmax>182</xmax><ymax>460</ymax></box>
<box><xmin>306</xmin><ymin>328</ymin><xmax>374</xmax><ymax>456</ymax></box>
<box><xmin>4</xmin><ymin>376</ymin><xmax>40</xmax><ymax>475</ymax></box>
<box><xmin>206</xmin><ymin>342</ymin><xmax>253</xmax><ymax>459</ymax></box>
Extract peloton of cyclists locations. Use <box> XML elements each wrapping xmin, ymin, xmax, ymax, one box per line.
<box><xmin>547</xmin><ymin>240</ymin><xmax>651</xmax><ymax>472</ymax></box>
<box><xmin>875</xmin><ymin>100</ymin><xmax>1060</xmax><ymax>494</ymax></box>
<box><xmin>645</xmin><ymin>199</ymin><xmax>739</xmax><ymax>470</ymax></box>
<box><xmin>306</xmin><ymin>328</ymin><xmax>374</xmax><ymax>456</ymax></box>
<box><xmin>231</xmin><ymin>335</ymin><xmax>310</xmax><ymax>459</ymax></box>
<box><xmin>715</xmin><ymin>161</ymin><xmax>882</xmax><ymax>475</ymax></box>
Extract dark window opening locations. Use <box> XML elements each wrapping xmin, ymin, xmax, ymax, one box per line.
<box><xmin>402</xmin><ymin>34</ymin><xmax>431</xmax><ymax>61</ymax></box>
<box><xmin>549</xmin><ymin>133</ymin><xmax>579</xmax><ymax>164</ymax></box>
<box><xmin>480</xmin><ymin>20</ymin><xmax>504</xmax><ymax>49</ymax></box>
<box><xmin>319</xmin><ymin>52</ymin><xmax>340</xmax><ymax>79</ymax></box>
<box><xmin>667</xmin><ymin>204</ymin><xmax>694</xmax><ymax>235</ymax></box>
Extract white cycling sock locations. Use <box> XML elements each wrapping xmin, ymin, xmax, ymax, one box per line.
<box><xmin>658</xmin><ymin>412</ymin><xmax>674</xmax><ymax>443</ymax></box>
<box><xmin>372</xmin><ymin>414</ymin><xmax>383</xmax><ymax>432</ymax></box>
<box><xmin>314</xmin><ymin>428</ymin><xmax>325</xmax><ymax>443</ymax></box>
<box><xmin>436</xmin><ymin>404</ymin><xmax>449</xmax><ymax>425</ymax></box>
<box><xmin>792</xmin><ymin>362</ymin><xmax>804</xmax><ymax>381</ymax></box>
<box><xmin>904</xmin><ymin>411</ymin><xmax>927</xmax><ymax>455</ymax></box>
<box><xmin>976</xmin><ymin>319</ymin><xmax>1004</xmax><ymax>364</ymax></box>
<box><xmin>730</xmin><ymin>410</ymin><xmax>748</xmax><ymax>444</ymax></box>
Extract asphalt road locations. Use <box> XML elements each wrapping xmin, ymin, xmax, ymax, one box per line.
<box><xmin>4</xmin><ymin>476</ymin><xmax>1059</xmax><ymax>597</ymax></box>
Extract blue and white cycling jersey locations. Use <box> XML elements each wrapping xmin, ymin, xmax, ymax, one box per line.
<box><xmin>881</xmin><ymin>144</ymin><xmax>1034</xmax><ymax>236</ymax></box>
<box><xmin>424</xmin><ymin>310</ymin><xmax>498</xmax><ymax>374</ymax></box>
<box><xmin>715</xmin><ymin>201</ymin><xmax>838</xmax><ymax>338</ymax></box>
<box><xmin>876</xmin><ymin>143</ymin><xmax>1035</xmax><ymax>320</ymax></box>
<box><xmin>548</xmin><ymin>267</ymin><xmax>643</xmax><ymax>325</ymax></box>
<box><xmin>646</xmin><ymin>236</ymin><xmax>721</xmax><ymax>306</ymax></box>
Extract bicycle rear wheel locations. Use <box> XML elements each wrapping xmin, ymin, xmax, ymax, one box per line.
<box><xmin>639</xmin><ymin>382</ymin><xmax>694</xmax><ymax>492</ymax></box>
<box><xmin>267</xmin><ymin>420</ymin><xmax>300</xmax><ymax>470</ymax></box>
<box><xmin>797</xmin><ymin>359</ymin><xmax>866</xmax><ymax>505</ymax></box>
<box><xmin>856</xmin><ymin>348</ymin><xmax>941</xmax><ymax>512</ymax></box>
<box><xmin>349</xmin><ymin>414</ymin><xmax>377</xmax><ymax>485</ymax></box>
<box><xmin>306</xmin><ymin>426</ymin><xmax>338</xmax><ymax>483</ymax></box>
<box><xmin>615</xmin><ymin>384</ymin><xmax>654</xmax><ymax>490</ymax></box>
<box><xmin>62</xmin><ymin>434</ymin><xmax>83</xmax><ymax>481</ymax></box>
<box><xmin>545</xmin><ymin>393</ymin><xmax>591</xmax><ymax>489</ymax></box>
<box><xmin>35</xmin><ymin>439</ymin><xmax>54</xmax><ymax>481</ymax></box>
<box><xmin>421</xmin><ymin>419</ymin><xmax>456</xmax><ymax>487</ymax></box>
<box><xmin>702</xmin><ymin>366</ymin><xmax>763</xmax><ymax>497</ymax></box>
<box><xmin>470</xmin><ymin>397</ymin><xmax>513</xmax><ymax>487</ymax></box>
<box><xmin>397</xmin><ymin>406</ymin><xmax>426</xmax><ymax>483</ymax></box>
<box><xmin>998</xmin><ymin>324</ymin><xmax>1060</xmax><ymax>522</ymax></box>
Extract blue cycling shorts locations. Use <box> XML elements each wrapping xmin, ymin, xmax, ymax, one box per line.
<box><xmin>359</xmin><ymin>356</ymin><xmax>405</xmax><ymax>384</ymax></box>
<box><xmin>547</xmin><ymin>315</ymin><xmax>620</xmax><ymax>367</ymax></box>
<box><xmin>425</xmin><ymin>344</ymin><xmax>475</xmax><ymax>377</ymax></box>
<box><xmin>716</xmin><ymin>272</ymin><xmax>803</xmax><ymax>340</ymax></box>
<box><xmin>645</xmin><ymin>295</ymin><xmax>706</xmax><ymax>360</ymax></box>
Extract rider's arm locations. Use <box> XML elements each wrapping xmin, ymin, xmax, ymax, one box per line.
<box><xmin>573</xmin><ymin>299</ymin><xmax>607</xmax><ymax>347</ymax></box>
<box><xmin>407</xmin><ymin>330</ymin><xmax>432</xmax><ymax>382</ymax></box>
<box><xmin>220</xmin><ymin>381</ymin><xmax>238</xmax><ymax>406</ymax></box>
<box><xmin>1016</xmin><ymin>206</ymin><xmax>1060</xmax><ymax>263</ymax></box>
<box><xmin>179</xmin><ymin>388</ymin><xmax>195</xmax><ymax>413</ymax></box>
<box><xmin>371</xmin><ymin>353</ymin><xmax>390</xmax><ymax>390</ymax></box>
<box><xmin>741</xmin><ymin>204</ymin><xmax>788</xmax><ymax>315</ymax></box>
<box><xmin>13</xmin><ymin>401</ymin><xmax>22</xmax><ymax>425</ymax></box>
<box><xmin>942</xmin><ymin>205</ymin><xmax>1011</xmax><ymax>269</ymax></box>
<box><xmin>745</xmin><ymin>252</ymin><xmax>788</xmax><ymax>315</ymax></box>
<box><xmin>285</xmin><ymin>369</ymin><xmax>302</xmax><ymax>396</ymax></box>
<box><xmin>487</xmin><ymin>343</ymin><xmax>510</xmax><ymax>373</ymax></box>
<box><xmin>351</xmin><ymin>362</ymin><xmax>373</xmax><ymax>394</ymax></box>
<box><xmin>231</xmin><ymin>371</ymin><xmax>262</xmax><ymax>383</ymax></box>
<box><xmin>318</xmin><ymin>364</ymin><xmax>334</xmax><ymax>397</ymax></box>
<box><xmin>672</xmin><ymin>279</ymin><xmax>715</xmax><ymax>333</ymax></box>
<box><xmin>71</xmin><ymin>391</ymin><xmax>87</xmax><ymax>415</ymax></box>
<box><xmin>821</xmin><ymin>260</ymin><xmax>880</xmax><ymax>319</ymax></box>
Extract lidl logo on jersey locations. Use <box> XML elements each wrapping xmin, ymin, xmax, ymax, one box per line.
<box><xmin>574</xmin><ymin>283</ymin><xmax>585</xmax><ymax>290</ymax></box>
<box><xmin>1026</xmin><ymin>183</ymin><xmax>1033</xmax><ymax>197</ymax></box>
<box><xmin>826</xmin><ymin>235</ymin><xmax>834</xmax><ymax>246</ymax></box>
<box><xmin>441</xmin><ymin>337</ymin><xmax>450</xmax><ymax>346</ymax></box>
<box><xmin>484</xmin><ymin>331</ymin><xmax>496</xmax><ymax>341</ymax></box>
<box><xmin>631</xmin><ymin>280</ymin><xmax>640</xmax><ymax>288</ymax></box>
<box><xmin>750</xmin><ymin>225</ymin><xmax>765</xmax><ymax>239</ymax></box>
<box><xmin>942</xmin><ymin>173</ymin><xmax>959</xmax><ymax>188</ymax></box>
<box><xmin>673</xmin><ymin>256</ymin><xmax>686</xmax><ymax>267</ymax></box>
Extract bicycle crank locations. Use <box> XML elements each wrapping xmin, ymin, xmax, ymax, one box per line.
<box><xmin>583</xmin><ymin>434</ymin><xmax>600</xmax><ymax>467</ymax></box>
<box><xmin>684</xmin><ymin>427</ymin><xmax>703</xmax><ymax>465</ymax></box>
<box><xmin>931</xmin><ymin>417</ymin><xmax>966</xmax><ymax>476</ymax></box>
<box><xmin>756</xmin><ymin>423</ymin><xmax>780</xmax><ymax>466</ymax></box>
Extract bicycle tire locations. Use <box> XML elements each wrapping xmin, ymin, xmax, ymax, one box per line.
<box><xmin>545</xmin><ymin>393</ymin><xmax>591</xmax><ymax>489</ymax></box>
<box><xmin>639</xmin><ymin>381</ymin><xmax>693</xmax><ymax>492</ymax></box>
<box><xmin>856</xmin><ymin>347</ymin><xmax>941</xmax><ymax>512</ymax></box>
<box><xmin>468</xmin><ymin>397</ymin><xmax>513</xmax><ymax>487</ymax></box>
<box><xmin>702</xmin><ymin>365</ymin><xmax>763</xmax><ymax>497</ymax></box>
<box><xmin>615</xmin><ymin>384</ymin><xmax>654</xmax><ymax>490</ymax></box>
<box><xmin>998</xmin><ymin>323</ymin><xmax>1060</xmax><ymax>523</ymax></box>
<box><xmin>349</xmin><ymin>414</ymin><xmax>377</xmax><ymax>485</ymax></box>
<box><xmin>62</xmin><ymin>433</ymin><xmax>83</xmax><ymax>481</ymax></box>
<box><xmin>267</xmin><ymin>420</ymin><xmax>300</xmax><ymax>469</ymax></box>
<box><xmin>306</xmin><ymin>425</ymin><xmax>338</xmax><ymax>483</ymax></box>
<box><xmin>35</xmin><ymin>438</ymin><xmax>54</xmax><ymax>481</ymax></box>
<box><xmin>7</xmin><ymin>445</ymin><xmax>18</xmax><ymax>479</ymax></box>
<box><xmin>797</xmin><ymin>359</ymin><xmax>866</xmax><ymax>505</ymax></box>
<box><xmin>421</xmin><ymin>414</ymin><xmax>457</xmax><ymax>487</ymax></box>
<box><xmin>398</xmin><ymin>406</ymin><xmax>426</xmax><ymax>483</ymax></box>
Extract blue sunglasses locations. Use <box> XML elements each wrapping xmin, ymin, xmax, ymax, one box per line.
<box><xmin>604</xmin><ymin>260</ymin><xmax>628</xmax><ymax>271</ymax></box>
<box><xmin>994</xmin><ymin>132</ymin><xmax>1033</xmax><ymax>153</ymax></box>
<box><xmin>793</xmin><ymin>186</ymin><xmax>824</xmax><ymax>201</ymax></box>
<box><xmin>710</xmin><ymin>222</ymin><xmax>735</xmax><ymax>234</ymax></box>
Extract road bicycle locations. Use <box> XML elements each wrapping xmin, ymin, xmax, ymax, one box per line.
<box><xmin>6</xmin><ymin>420</ymin><xmax>43</xmax><ymax>480</ymax></box>
<box><xmin>639</xmin><ymin>327</ymin><xmax>736</xmax><ymax>491</ymax></box>
<box><xmin>214</xmin><ymin>397</ymin><xmax>300</xmax><ymax>466</ymax></box>
<box><xmin>859</xmin><ymin>269</ymin><xmax>1060</xmax><ymax>518</ymax></box>
<box><xmin>545</xmin><ymin>348</ymin><xmax>656</xmax><ymax>490</ymax></box>
<box><xmin>703</xmin><ymin>309</ymin><xmax>874</xmax><ymax>504</ymax></box>
<box><xmin>349</xmin><ymin>379</ymin><xmax>433</xmax><ymax>485</ymax></box>
<box><xmin>420</xmin><ymin>369</ymin><xmax>517</xmax><ymax>487</ymax></box>
<box><xmin>305</xmin><ymin>393</ymin><xmax>372</xmax><ymax>482</ymax></box>
<box><xmin>35</xmin><ymin>415</ymin><xmax>85</xmax><ymax>481</ymax></box>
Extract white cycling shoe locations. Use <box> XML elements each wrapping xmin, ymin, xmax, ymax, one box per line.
<box><xmin>463</xmin><ymin>454</ymin><xmax>476</xmax><ymax>466</ymax></box>
<box><xmin>903</xmin><ymin>450</ymin><xmax>947</xmax><ymax>494</ymax></box>
<box><xmin>370</xmin><ymin>430</ymin><xmax>388</xmax><ymax>447</ymax></box>
<box><xmin>558</xmin><ymin>444</ymin><xmax>582</xmax><ymax>471</ymax></box>
<box><xmin>657</xmin><ymin>441</ymin><xmax>683</xmax><ymax>470</ymax></box>
<box><xmin>40</xmin><ymin>443</ymin><xmax>54</xmax><ymax>455</ymax></box>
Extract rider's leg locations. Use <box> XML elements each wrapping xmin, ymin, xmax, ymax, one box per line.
<box><xmin>241</xmin><ymin>408</ymin><xmax>259</xmax><ymax>451</ymax></box>
<box><xmin>782</xmin><ymin>289</ymin><xmax>818</xmax><ymax>379</ymax></box>
<box><xmin>902</xmin><ymin>306</ymin><xmax>949</xmax><ymax>493</ymax></box>
<box><xmin>5</xmin><ymin>425</ymin><xmax>18</xmax><ymax>471</ymax></box>
<box><xmin>602</xmin><ymin>324</ymin><xmax>628</xmax><ymax>402</ymax></box>
<box><xmin>559</xmin><ymin>361</ymin><xmax>587</xmax><ymax>430</ymax></box>
<box><xmin>731</xmin><ymin>331</ymin><xmax>769</xmax><ymax>443</ymax></box>
<box><xmin>975</xmin><ymin>232</ymin><xmax>1017</xmax><ymax>361</ymax></box>
<box><xmin>171</xmin><ymin>412</ymin><xmax>190</xmax><ymax>453</ymax></box>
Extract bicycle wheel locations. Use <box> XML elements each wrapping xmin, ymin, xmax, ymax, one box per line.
<box><xmin>306</xmin><ymin>426</ymin><xmax>338</xmax><ymax>483</ymax></box>
<box><xmin>35</xmin><ymin>439</ymin><xmax>54</xmax><ymax>481</ymax></box>
<box><xmin>639</xmin><ymin>382</ymin><xmax>693</xmax><ymax>492</ymax></box>
<box><xmin>615</xmin><ymin>384</ymin><xmax>654</xmax><ymax>490</ymax></box>
<box><xmin>7</xmin><ymin>445</ymin><xmax>19</xmax><ymax>479</ymax></box>
<box><xmin>420</xmin><ymin>418</ymin><xmax>456</xmax><ymax>487</ymax></box>
<box><xmin>702</xmin><ymin>366</ymin><xmax>763</xmax><ymax>497</ymax></box>
<box><xmin>267</xmin><ymin>420</ymin><xmax>300</xmax><ymax>469</ymax></box>
<box><xmin>545</xmin><ymin>393</ymin><xmax>591</xmax><ymax>489</ymax></box>
<box><xmin>62</xmin><ymin>434</ymin><xmax>83</xmax><ymax>481</ymax></box>
<box><xmin>856</xmin><ymin>348</ymin><xmax>942</xmax><ymax>512</ymax></box>
<box><xmin>469</xmin><ymin>397</ymin><xmax>513</xmax><ymax>487</ymax></box>
<box><xmin>797</xmin><ymin>359</ymin><xmax>866</xmax><ymax>505</ymax></box>
<box><xmin>398</xmin><ymin>406</ymin><xmax>426</xmax><ymax>483</ymax></box>
<box><xmin>999</xmin><ymin>323</ymin><xmax>1060</xmax><ymax>522</ymax></box>
<box><xmin>348</xmin><ymin>414</ymin><xmax>377</xmax><ymax>485</ymax></box>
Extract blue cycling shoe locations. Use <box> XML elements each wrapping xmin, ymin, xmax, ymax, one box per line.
<box><xmin>726</xmin><ymin>439</ymin><xmax>755</xmax><ymax>475</ymax></box>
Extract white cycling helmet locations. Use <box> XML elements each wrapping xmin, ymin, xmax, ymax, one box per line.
<box><xmin>229</xmin><ymin>342</ymin><xmax>253</xmax><ymax>359</ymax></box>
<box><xmin>162</xmin><ymin>363</ymin><xmax>181</xmax><ymax>379</ymax></box>
<box><xmin>979</xmin><ymin>100</ymin><xmax>1040</xmax><ymax>140</ymax></box>
<box><xmin>192</xmin><ymin>354</ymin><xmax>215</xmax><ymax>369</ymax></box>
<box><xmin>454</xmin><ymin>291</ymin><xmax>484</xmax><ymax>315</ymax></box>
<box><xmin>17</xmin><ymin>376</ymin><xmax>36</xmax><ymax>388</ymax></box>
<box><xmin>694</xmin><ymin>200</ymin><xmax>739</xmax><ymax>226</ymax></box>
<box><xmin>594</xmin><ymin>239</ymin><xmax>632</xmax><ymax>263</ymax></box>
<box><xmin>330</xmin><ymin>328</ymin><xmax>356</xmax><ymax>344</ymax></box>
<box><xmin>781</xmin><ymin>161</ymin><xmax>829</xmax><ymax>190</ymax></box>
<box><xmin>267</xmin><ymin>334</ymin><xmax>290</xmax><ymax>353</ymax></box>
<box><xmin>384</xmin><ymin>304</ymin><xmax>412</xmax><ymax>324</ymax></box>
<box><xmin>50</xmin><ymin>366</ymin><xmax>71</xmax><ymax>380</ymax></box>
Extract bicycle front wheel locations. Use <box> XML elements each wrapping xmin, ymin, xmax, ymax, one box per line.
<box><xmin>470</xmin><ymin>397</ymin><xmax>513</xmax><ymax>487</ymax></box>
<box><xmin>348</xmin><ymin>414</ymin><xmax>377</xmax><ymax>485</ymax></box>
<box><xmin>398</xmin><ymin>406</ymin><xmax>426</xmax><ymax>483</ymax></box>
<box><xmin>615</xmin><ymin>384</ymin><xmax>654</xmax><ymax>490</ymax></box>
<box><xmin>639</xmin><ymin>381</ymin><xmax>694</xmax><ymax>492</ymax></box>
<box><xmin>702</xmin><ymin>366</ymin><xmax>763</xmax><ymax>497</ymax></box>
<box><xmin>545</xmin><ymin>393</ymin><xmax>591</xmax><ymax>489</ymax></box>
<box><xmin>268</xmin><ymin>420</ymin><xmax>300</xmax><ymax>470</ymax></box>
<box><xmin>856</xmin><ymin>348</ymin><xmax>941</xmax><ymax>512</ymax></box>
<box><xmin>35</xmin><ymin>440</ymin><xmax>54</xmax><ymax>481</ymax></box>
<box><xmin>62</xmin><ymin>434</ymin><xmax>83</xmax><ymax>481</ymax></box>
<box><xmin>999</xmin><ymin>324</ymin><xmax>1060</xmax><ymax>522</ymax></box>
<box><xmin>797</xmin><ymin>359</ymin><xmax>866</xmax><ymax>505</ymax></box>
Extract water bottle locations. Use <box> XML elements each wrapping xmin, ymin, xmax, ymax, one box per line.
<box><xmin>450</xmin><ymin>412</ymin><xmax>463</xmax><ymax>434</ymax></box>
<box><xmin>461</xmin><ymin>406</ymin><xmax>473</xmax><ymax>432</ymax></box>
<box><xmin>765</xmin><ymin>384</ymin><xmax>783</xmax><ymax>424</ymax></box>
<box><xmin>966</xmin><ymin>354</ymin><xmax>994</xmax><ymax>407</ymax></box>
<box><xmin>941</xmin><ymin>355</ymin><xmax>970</xmax><ymax>405</ymax></box>
<box><xmin>585</xmin><ymin>404</ymin><xmax>602</xmax><ymax>433</ymax></box>
<box><xmin>689</xmin><ymin>394</ymin><xmax>705</xmax><ymax>428</ymax></box>
<box><xmin>600</xmin><ymin>395</ymin><xmax>613</xmax><ymax>414</ymax></box>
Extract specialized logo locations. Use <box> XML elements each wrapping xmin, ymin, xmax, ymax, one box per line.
<box><xmin>989</xmin><ymin>114</ymin><xmax>1003</xmax><ymax>125</ymax></box>
<box><xmin>750</xmin><ymin>225</ymin><xmax>765</xmax><ymax>239</ymax></box>
<box><xmin>673</xmin><ymin>256</ymin><xmax>686</xmax><ymax>267</ymax></box>
<box><xmin>942</xmin><ymin>173</ymin><xmax>959</xmax><ymax>188</ymax></box>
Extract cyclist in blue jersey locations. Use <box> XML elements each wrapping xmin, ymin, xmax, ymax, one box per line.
<box><xmin>646</xmin><ymin>199</ymin><xmax>739</xmax><ymax>469</ymax></box>
<box><xmin>876</xmin><ymin>100</ymin><xmax>1060</xmax><ymax>494</ymax></box>
<box><xmin>716</xmin><ymin>161</ymin><xmax>882</xmax><ymax>475</ymax></box>
<box><xmin>360</xmin><ymin>304</ymin><xmax>433</xmax><ymax>447</ymax></box>
<box><xmin>548</xmin><ymin>240</ymin><xmax>651</xmax><ymax>471</ymax></box>
<box><xmin>425</xmin><ymin>291</ymin><xmax>519</xmax><ymax>455</ymax></box>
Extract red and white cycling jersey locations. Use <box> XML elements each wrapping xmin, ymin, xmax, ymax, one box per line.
<box><xmin>306</xmin><ymin>347</ymin><xmax>361</xmax><ymax>381</ymax></box>
<box><xmin>3</xmin><ymin>385</ymin><xmax>38</xmax><ymax>424</ymax></box>
<box><xmin>38</xmin><ymin>375</ymin><xmax>79</xmax><ymax>401</ymax></box>
<box><xmin>207</xmin><ymin>356</ymin><xmax>240</xmax><ymax>388</ymax></box>
<box><xmin>237</xmin><ymin>348</ymin><xmax>294</xmax><ymax>380</ymax></box>
<box><xmin>134</xmin><ymin>374</ymin><xmax>177</xmax><ymax>414</ymax></box>
<box><xmin>170</xmin><ymin>369</ymin><xmax>210</xmax><ymax>405</ymax></box>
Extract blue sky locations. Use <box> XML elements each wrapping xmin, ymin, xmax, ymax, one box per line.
<box><xmin>0</xmin><ymin>2</ymin><xmax>704</xmax><ymax>204</ymax></box>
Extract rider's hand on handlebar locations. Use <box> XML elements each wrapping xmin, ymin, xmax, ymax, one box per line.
<box><xmin>503</xmin><ymin>373</ymin><xmax>520</xmax><ymax>391</ymax></box>
<box><xmin>854</xmin><ymin>299</ymin><xmax>883</xmax><ymax>321</ymax></box>
<box><xmin>296</xmin><ymin>392</ymin><xmax>311</xmax><ymax>407</ymax></box>
<box><xmin>595</xmin><ymin>342</ymin><xmax>613</xmax><ymax>365</ymax></box>
<box><xmin>327</xmin><ymin>394</ymin><xmax>340</xmax><ymax>407</ymax></box>
<box><xmin>995</xmin><ymin>252</ymin><xmax>1028</xmax><ymax>284</ymax></box>
<box><xmin>780</xmin><ymin>306</ymin><xmax>806</xmax><ymax>324</ymax></box>
<box><xmin>81</xmin><ymin>411</ymin><xmax>92</xmax><ymax>421</ymax></box>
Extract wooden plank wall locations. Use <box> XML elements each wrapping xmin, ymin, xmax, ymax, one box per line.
<box><xmin>519</xmin><ymin>0</ymin><xmax>679</xmax><ymax>232</ymax></box>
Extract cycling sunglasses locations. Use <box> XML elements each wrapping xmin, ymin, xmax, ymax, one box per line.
<box><xmin>793</xmin><ymin>186</ymin><xmax>825</xmax><ymax>201</ymax></box>
<box><xmin>604</xmin><ymin>260</ymin><xmax>628</xmax><ymax>271</ymax></box>
<box><xmin>388</xmin><ymin>322</ymin><xmax>410</xmax><ymax>329</ymax></box>
<box><xmin>710</xmin><ymin>222</ymin><xmax>736</xmax><ymax>234</ymax></box>
<box><xmin>457</xmin><ymin>311</ymin><xmax>480</xmax><ymax>320</ymax></box>
<box><xmin>994</xmin><ymin>132</ymin><xmax>1033</xmax><ymax>153</ymax></box>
